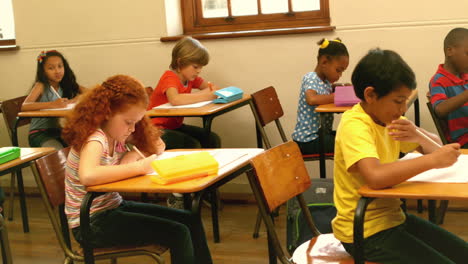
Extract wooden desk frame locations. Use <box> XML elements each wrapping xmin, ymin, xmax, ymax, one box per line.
<box><xmin>353</xmin><ymin>149</ymin><xmax>468</xmax><ymax>264</ymax></box>
<box><xmin>79</xmin><ymin>150</ymin><xmax>258</xmax><ymax>264</ymax></box>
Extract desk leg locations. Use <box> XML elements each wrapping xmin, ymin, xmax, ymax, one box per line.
<box><xmin>80</xmin><ymin>192</ymin><xmax>100</xmax><ymax>264</ymax></box>
<box><xmin>318</xmin><ymin>114</ymin><xmax>326</xmax><ymax>178</ymax></box>
<box><xmin>16</xmin><ymin>169</ymin><xmax>29</xmax><ymax>233</ymax></box>
<box><xmin>354</xmin><ymin>197</ymin><xmax>374</xmax><ymax>264</ymax></box>
<box><xmin>428</xmin><ymin>200</ymin><xmax>437</xmax><ymax>223</ymax></box>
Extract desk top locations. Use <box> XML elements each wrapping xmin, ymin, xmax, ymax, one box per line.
<box><xmin>358</xmin><ymin>149</ymin><xmax>468</xmax><ymax>201</ymax></box>
<box><xmin>146</xmin><ymin>94</ymin><xmax>251</xmax><ymax>117</ymax></box>
<box><xmin>86</xmin><ymin>148</ymin><xmax>262</xmax><ymax>194</ymax></box>
<box><xmin>315</xmin><ymin>89</ymin><xmax>419</xmax><ymax>113</ymax></box>
<box><xmin>18</xmin><ymin>94</ymin><xmax>252</xmax><ymax>118</ymax></box>
<box><xmin>0</xmin><ymin>147</ymin><xmax>55</xmax><ymax>172</ymax></box>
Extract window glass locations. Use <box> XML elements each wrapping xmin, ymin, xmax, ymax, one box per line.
<box><xmin>202</xmin><ymin>0</ymin><xmax>228</xmax><ymax>18</ymax></box>
<box><xmin>292</xmin><ymin>0</ymin><xmax>320</xmax><ymax>12</ymax></box>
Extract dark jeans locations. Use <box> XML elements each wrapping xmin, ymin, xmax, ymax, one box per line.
<box><xmin>28</xmin><ymin>128</ymin><xmax>66</xmax><ymax>148</ymax></box>
<box><xmin>294</xmin><ymin>131</ymin><xmax>335</xmax><ymax>155</ymax></box>
<box><xmin>72</xmin><ymin>200</ymin><xmax>212</xmax><ymax>264</ymax></box>
<box><xmin>342</xmin><ymin>214</ymin><xmax>468</xmax><ymax>264</ymax></box>
<box><xmin>162</xmin><ymin>124</ymin><xmax>221</xmax><ymax>149</ymax></box>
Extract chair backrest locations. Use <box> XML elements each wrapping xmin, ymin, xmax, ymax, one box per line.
<box><xmin>0</xmin><ymin>96</ymin><xmax>30</xmax><ymax>142</ymax></box>
<box><xmin>31</xmin><ymin>147</ymin><xmax>73</xmax><ymax>255</ymax></box>
<box><xmin>251</xmin><ymin>86</ymin><xmax>288</xmax><ymax>148</ymax></box>
<box><xmin>426</xmin><ymin>102</ymin><xmax>450</xmax><ymax>145</ymax></box>
<box><xmin>247</xmin><ymin>141</ymin><xmax>320</xmax><ymax>263</ymax></box>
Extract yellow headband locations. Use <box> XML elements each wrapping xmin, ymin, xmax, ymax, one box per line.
<box><xmin>320</xmin><ymin>38</ymin><xmax>342</xmax><ymax>49</ymax></box>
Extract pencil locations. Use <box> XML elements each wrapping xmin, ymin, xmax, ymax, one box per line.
<box><xmin>416</xmin><ymin>128</ymin><xmax>442</xmax><ymax>148</ymax></box>
<box><xmin>133</xmin><ymin>146</ymin><xmax>146</xmax><ymax>159</ymax></box>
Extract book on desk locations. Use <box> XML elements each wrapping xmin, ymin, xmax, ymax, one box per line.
<box><xmin>401</xmin><ymin>153</ymin><xmax>468</xmax><ymax>183</ymax></box>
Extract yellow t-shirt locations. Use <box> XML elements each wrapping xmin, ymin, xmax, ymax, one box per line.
<box><xmin>332</xmin><ymin>103</ymin><xmax>419</xmax><ymax>243</ymax></box>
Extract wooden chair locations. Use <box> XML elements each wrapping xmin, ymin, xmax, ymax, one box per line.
<box><xmin>426</xmin><ymin>101</ymin><xmax>450</xmax><ymax>224</ymax></box>
<box><xmin>31</xmin><ymin>147</ymin><xmax>167</xmax><ymax>264</ymax></box>
<box><xmin>0</xmin><ymin>95</ymin><xmax>31</xmax><ymax>232</ymax></box>
<box><xmin>250</xmin><ymin>86</ymin><xmax>334</xmax><ymax>238</ymax></box>
<box><xmin>246</xmin><ymin>141</ymin><xmax>377</xmax><ymax>264</ymax></box>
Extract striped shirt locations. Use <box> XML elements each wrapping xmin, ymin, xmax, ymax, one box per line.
<box><xmin>65</xmin><ymin>129</ymin><xmax>125</xmax><ymax>228</ymax></box>
<box><xmin>429</xmin><ymin>64</ymin><xmax>468</xmax><ymax>146</ymax></box>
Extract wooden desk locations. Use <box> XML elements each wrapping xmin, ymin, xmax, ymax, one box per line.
<box><xmin>353</xmin><ymin>149</ymin><xmax>468</xmax><ymax>264</ymax></box>
<box><xmin>80</xmin><ymin>148</ymin><xmax>263</xmax><ymax>264</ymax></box>
<box><xmin>0</xmin><ymin>147</ymin><xmax>54</xmax><ymax>234</ymax></box>
<box><xmin>314</xmin><ymin>89</ymin><xmax>420</xmax><ymax>179</ymax></box>
<box><xmin>146</xmin><ymin>94</ymin><xmax>252</xmax><ymax>132</ymax></box>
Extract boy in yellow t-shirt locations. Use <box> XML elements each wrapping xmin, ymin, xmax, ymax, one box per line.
<box><xmin>332</xmin><ymin>48</ymin><xmax>467</xmax><ymax>263</ymax></box>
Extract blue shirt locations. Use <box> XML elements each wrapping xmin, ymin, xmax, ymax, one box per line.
<box><xmin>292</xmin><ymin>72</ymin><xmax>333</xmax><ymax>142</ymax></box>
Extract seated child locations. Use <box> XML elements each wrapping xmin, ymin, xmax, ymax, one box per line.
<box><xmin>292</xmin><ymin>38</ymin><xmax>349</xmax><ymax>154</ymax></box>
<box><xmin>61</xmin><ymin>75</ymin><xmax>213</xmax><ymax>264</ymax></box>
<box><xmin>333</xmin><ymin>48</ymin><xmax>468</xmax><ymax>263</ymax></box>
<box><xmin>429</xmin><ymin>27</ymin><xmax>468</xmax><ymax>148</ymax></box>
<box><xmin>22</xmin><ymin>50</ymin><xmax>86</xmax><ymax>149</ymax></box>
<box><xmin>149</xmin><ymin>36</ymin><xmax>221</xmax><ymax>150</ymax></box>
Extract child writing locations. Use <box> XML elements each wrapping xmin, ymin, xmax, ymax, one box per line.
<box><xmin>332</xmin><ymin>48</ymin><xmax>468</xmax><ymax>263</ymax></box>
<box><xmin>148</xmin><ymin>36</ymin><xmax>221</xmax><ymax>150</ymax></box>
<box><xmin>149</xmin><ymin>36</ymin><xmax>222</xmax><ymax>208</ymax></box>
<box><xmin>292</xmin><ymin>38</ymin><xmax>349</xmax><ymax>155</ymax></box>
<box><xmin>61</xmin><ymin>75</ymin><xmax>213</xmax><ymax>264</ymax></box>
<box><xmin>429</xmin><ymin>27</ymin><xmax>468</xmax><ymax>148</ymax></box>
<box><xmin>22</xmin><ymin>50</ymin><xmax>86</xmax><ymax>149</ymax></box>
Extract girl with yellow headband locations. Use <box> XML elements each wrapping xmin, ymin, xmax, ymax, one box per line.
<box><xmin>292</xmin><ymin>38</ymin><xmax>349</xmax><ymax>155</ymax></box>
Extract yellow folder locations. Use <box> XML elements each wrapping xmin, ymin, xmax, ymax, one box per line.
<box><xmin>150</xmin><ymin>152</ymin><xmax>219</xmax><ymax>185</ymax></box>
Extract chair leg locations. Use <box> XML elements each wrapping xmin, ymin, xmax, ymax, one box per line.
<box><xmin>437</xmin><ymin>200</ymin><xmax>449</xmax><ymax>225</ymax></box>
<box><xmin>252</xmin><ymin>210</ymin><xmax>262</xmax><ymax>238</ymax></box>
<box><xmin>16</xmin><ymin>169</ymin><xmax>29</xmax><ymax>233</ymax></box>
<box><xmin>110</xmin><ymin>258</ymin><xmax>117</xmax><ymax>264</ymax></box>
<box><xmin>210</xmin><ymin>190</ymin><xmax>220</xmax><ymax>243</ymax></box>
<box><xmin>0</xmin><ymin>215</ymin><xmax>13</xmax><ymax>264</ymax></box>
<box><xmin>417</xmin><ymin>199</ymin><xmax>424</xmax><ymax>213</ymax></box>
<box><xmin>7</xmin><ymin>172</ymin><xmax>15</xmax><ymax>221</ymax></box>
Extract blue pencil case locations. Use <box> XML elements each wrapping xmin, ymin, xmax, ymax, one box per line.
<box><xmin>213</xmin><ymin>86</ymin><xmax>243</xmax><ymax>104</ymax></box>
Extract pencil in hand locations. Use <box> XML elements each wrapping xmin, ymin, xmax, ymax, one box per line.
<box><xmin>416</xmin><ymin>128</ymin><xmax>442</xmax><ymax>148</ymax></box>
<box><xmin>133</xmin><ymin>146</ymin><xmax>146</xmax><ymax>159</ymax></box>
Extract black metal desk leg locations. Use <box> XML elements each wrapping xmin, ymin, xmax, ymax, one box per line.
<box><xmin>16</xmin><ymin>169</ymin><xmax>29</xmax><ymax>233</ymax></box>
<box><xmin>318</xmin><ymin>113</ymin><xmax>326</xmax><ymax>178</ymax></box>
<box><xmin>354</xmin><ymin>197</ymin><xmax>374</xmax><ymax>264</ymax></box>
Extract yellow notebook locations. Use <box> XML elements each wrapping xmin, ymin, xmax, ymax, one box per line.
<box><xmin>150</xmin><ymin>152</ymin><xmax>219</xmax><ymax>185</ymax></box>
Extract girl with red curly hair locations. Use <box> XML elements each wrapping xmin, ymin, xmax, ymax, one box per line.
<box><xmin>62</xmin><ymin>75</ymin><xmax>213</xmax><ymax>264</ymax></box>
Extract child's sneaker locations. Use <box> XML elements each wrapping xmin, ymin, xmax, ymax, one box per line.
<box><xmin>167</xmin><ymin>194</ymin><xmax>184</xmax><ymax>209</ymax></box>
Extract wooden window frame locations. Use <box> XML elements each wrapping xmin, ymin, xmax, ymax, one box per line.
<box><xmin>181</xmin><ymin>0</ymin><xmax>331</xmax><ymax>35</ymax></box>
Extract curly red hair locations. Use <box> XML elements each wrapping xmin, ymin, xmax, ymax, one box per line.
<box><xmin>62</xmin><ymin>74</ymin><xmax>162</xmax><ymax>154</ymax></box>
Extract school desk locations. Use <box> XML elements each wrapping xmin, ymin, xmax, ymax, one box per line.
<box><xmin>352</xmin><ymin>149</ymin><xmax>468</xmax><ymax>264</ymax></box>
<box><xmin>0</xmin><ymin>147</ymin><xmax>55</xmax><ymax>234</ymax></box>
<box><xmin>79</xmin><ymin>148</ymin><xmax>264</xmax><ymax>264</ymax></box>
<box><xmin>146</xmin><ymin>94</ymin><xmax>252</xmax><ymax>136</ymax></box>
<box><xmin>314</xmin><ymin>89</ymin><xmax>420</xmax><ymax>179</ymax></box>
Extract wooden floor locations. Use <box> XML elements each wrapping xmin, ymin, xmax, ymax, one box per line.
<box><xmin>3</xmin><ymin>196</ymin><xmax>468</xmax><ymax>264</ymax></box>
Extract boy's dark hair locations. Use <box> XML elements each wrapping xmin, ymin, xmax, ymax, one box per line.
<box><xmin>444</xmin><ymin>27</ymin><xmax>468</xmax><ymax>52</ymax></box>
<box><xmin>352</xmin><ymin>48</ymin><xmax>416</xmax><ymax>100</ymax></box>
<box><xmin>35</xmin><ymin>50</ymin><xmax>80</xmax><ymax>99</ymax></box>
<box><xmin>317</xmin><ymin>38</ymin><xmax>349</xmax><ymax>59</ymax></box>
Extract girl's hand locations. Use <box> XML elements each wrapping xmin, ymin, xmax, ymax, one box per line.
<box><xmin>387</xmin><ymin>119</ymin><xmax>418</xmax><ymax>142</ymax></box>
<box><xmin>53</xmin><ymin>98</ymin><xmax>69</xmax><ymax>108</ymax></box>
<box><xmin>136</xmin><ymin>154</ymin><xmax>158</xmax><ymax>174</ymax></box>
<box><xmin>429</xmin><ymin>143</ymin><xmax>460</xmax><ymax>169</ymax></box>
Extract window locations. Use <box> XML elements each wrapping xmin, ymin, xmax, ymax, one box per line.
<box><xmin>181</xmin><ymin>0</ymin><xmax>332</xmax><ymax>36</ymax></box>
<box><xmin>0</xmin><ymin>0</ymin><xmax>17</xmax><ymax>50</ymax></box>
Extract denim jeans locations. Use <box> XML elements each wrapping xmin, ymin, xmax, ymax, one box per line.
<box><xmin>72</xmin><ymin>200</ymin><xmax>212</xmax><ymax>264</ymax></box>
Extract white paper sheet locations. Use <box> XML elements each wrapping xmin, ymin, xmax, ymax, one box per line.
<box><xmin>152</xmin><ymin>100</ymin><xmax>213</xmax><ymax>109</ymax></box>
<box><xmin>39</xmin><ymin>103</ymin><xmax>76</xmax><ymax>111</ymax></box>
<box><xmin>400</xmin><ymin>153</ymin><xmax>468</xmax><ymax>183</ymax></box>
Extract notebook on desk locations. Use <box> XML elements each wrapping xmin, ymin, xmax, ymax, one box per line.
<box><xmin>401</xmin><ymin>153</ymin><xmax>468</xmax><ymax>183</ymax></box>
<box><xmin>152</xmin><ymin>100</ymin><xmax>213</xmax><ymax>109</ymax></box>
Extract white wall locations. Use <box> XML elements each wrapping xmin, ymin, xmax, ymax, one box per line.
<box><xmin>1</xmin><ymin>0</ymin><xmax>467</xmax><ymax>190</ymax></box>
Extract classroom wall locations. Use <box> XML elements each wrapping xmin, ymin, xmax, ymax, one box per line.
<box><xmin>1</xmin><ymin>0</ymin><xmax>467</xmax><ymax>191</ymax></box>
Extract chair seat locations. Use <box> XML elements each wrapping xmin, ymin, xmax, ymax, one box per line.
<box><xmin>292</xmin><ymin>234</ymin><xmax>379</xmax><ymax>264</ymax></box>
<box><xmin>76</xmin><ymin>244</ymin><xmax>168</xmax><ymax>256</ymax></box>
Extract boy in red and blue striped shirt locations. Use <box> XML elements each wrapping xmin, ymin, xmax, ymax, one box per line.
<box><xmin>429</xmin><ymin>27</ymin><xmax>468</xmax><ymax>148</ymax></box>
